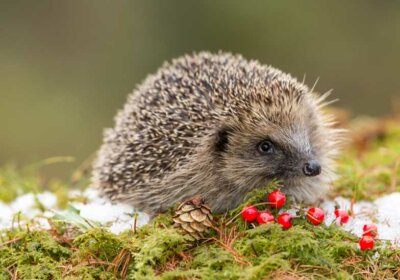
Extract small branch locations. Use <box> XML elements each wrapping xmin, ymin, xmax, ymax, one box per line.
<box><xmin>0</xmin><ymin>237</ymin><xmax>23</xmax><ymax>248</ymax></box>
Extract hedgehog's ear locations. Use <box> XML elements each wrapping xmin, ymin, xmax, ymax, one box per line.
<box><xmin>213</xmin><ymin>126</ymin><xmax>232</xmax><ymax>153</ymax></box>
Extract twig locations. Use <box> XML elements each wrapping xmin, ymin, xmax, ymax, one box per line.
<box><xmin>108</xmin><ymin>248</ymin><xmax>131</xmax><ymax>279</ymax></box>
<box><xmin>12</xmin><ymin>269</ymin><xmax>17</xmax><ymax>280</ymax></box>
<box><xmin>211</xmin><ymin>237</ymin><xmax>250</xmax><ymax>266</ymax></box>
<box><xmin>132</xmin><ymin>212</ymin><xmax>138</xmax><ymax>235</ymax></box>
<box><xmin>0</xmin><ymin>237</ymin><xmax>23</xmax><ymax>248</ymax></box>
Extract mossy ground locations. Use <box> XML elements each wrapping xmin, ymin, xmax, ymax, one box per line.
<box><xmin>1</xmin><ymin>115</ymin><xmax>400</xmax><ymax>279</ymax></box>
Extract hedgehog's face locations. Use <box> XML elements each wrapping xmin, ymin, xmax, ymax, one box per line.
<box><xmin>213</xmin><ymin>92</ymin><xmax>329</xmax><ymax>197</ymax></box>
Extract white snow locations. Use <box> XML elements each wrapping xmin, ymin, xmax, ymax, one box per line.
<box><xmin>0</xmin><ymin>189</ymin><xmax>149</xmax><ymax>234</ymax></box>
<box><xmin>0</xmin><ymin>189</ymin><xmax>399</xmax><ymax>244</ymax></box>
<box><xmin>70</xmin><ymin>189</ymin><xmax>149</xmax><ymax>233</ymax></box>
<box><xmin>320</xmin><ymin>194</ymin><xmax>400</xmax><ymax>246</ymax></box>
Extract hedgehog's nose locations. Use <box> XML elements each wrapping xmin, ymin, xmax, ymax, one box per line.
<box><xmin>303</xmin><ymin>160</ymin><xmax>321</xmax><ymax>177</ymax></box>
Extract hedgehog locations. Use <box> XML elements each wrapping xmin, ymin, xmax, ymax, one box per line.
<box><xmin>92</xmin><ymin>52</ymin><xmax>342</xmax><ymax>216</ymax></box>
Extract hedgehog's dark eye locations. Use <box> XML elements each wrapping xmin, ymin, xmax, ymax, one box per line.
<box><xmin>257</xmin><ymin>140</ymin><xmax>274</xmax><ymax>155</ymax></box>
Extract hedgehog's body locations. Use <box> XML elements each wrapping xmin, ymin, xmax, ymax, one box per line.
<box><xmin>92</xmin><ymin>52</ymin><xmax>340</xmax><ymax>216</ymax></box>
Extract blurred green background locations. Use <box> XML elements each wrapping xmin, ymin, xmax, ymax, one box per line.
<box><xmin>1</xmin><ymin>1</ymin><xmax>399</xmax><ymax>179</ymax></box>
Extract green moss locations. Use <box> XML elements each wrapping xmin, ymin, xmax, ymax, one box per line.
<box><xmin>73</xmin><ymin>228</ymin><xmax>123</xmax><ymax>261</ymax></box>
<box><xmin>0</xmin><ymin>230</ymin><xmax>71</xmax><ymax>279</ymax></box>
<box><xmin>1</xmin><ymin>117</ymin><xmax>400</xmax><ymax>279</ymax></box>
<box><xmin>127</xmin><ymin>227</ymin><xmax>192</xmax><ymax>279</ymax></box>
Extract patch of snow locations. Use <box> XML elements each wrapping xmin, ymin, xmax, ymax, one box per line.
<box><xmin>10</xmin><ymin>193</ymin><xmax>37</xmax><ymax>215</ymax></box>
<box><xmin>0</xmin><ymin>189</ymin><xmax>149</xmax><ymax>235</ymax></box>
<box><xmin>321</xmin><ymin>192</ymin><xmax>400</xmax><ymax>247</ymax></box>
<box><xmin>6</xmin><ymin>192</ymin><xmax>57</xmax><ymax>220</ymax></box>
<box><xmin>0</xmin><ymin>202</ymin><xmax>13</xmax><ymax>229</ymax></box>
<box><xmin>0</xmin><ymin>189</ymin><xmax>399</xmax><ymax>245</ymax></box>
<box><xmin>37</xmin><ymin>192</ymin><xmax>58</xmax><ymax>209</ymax></box>
<box><xmin>35</xmin><ymin>216</ymin><xmax>52</xmax><ymax>230</ymax></box>
<box><xmin>70</xmin><ymin>188</ymin><xmax>150</xmax><ymax>233</ymax></box>
<box><xmin>73</xmin><ymin>201</ymin><xmax>132</xmax><ymax>223</ymax></box>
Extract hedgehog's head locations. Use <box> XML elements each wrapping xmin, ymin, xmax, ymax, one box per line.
<box><xmin>210</xmin><ymin>78</ymin><xmax>339</xmax><ymax>203</ymax></box>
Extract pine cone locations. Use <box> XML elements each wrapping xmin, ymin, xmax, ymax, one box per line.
<box><xmin>173</xmin><ymin>197</ymin><xmax>214</xmax><ymax>240</ymax></box>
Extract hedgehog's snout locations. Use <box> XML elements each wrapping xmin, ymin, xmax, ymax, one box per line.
<box><xmin>302</xmin><ymin>160</ymin><xmax>321</xmax><ymax>177</ymax></box>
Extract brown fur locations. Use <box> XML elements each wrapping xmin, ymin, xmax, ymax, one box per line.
<box><xmin>92</xmin><ymin>52</ymin><xmax>342</xmax><ymax>216</ymax></box>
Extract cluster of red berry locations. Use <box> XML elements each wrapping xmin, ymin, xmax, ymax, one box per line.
<box><xmin>359</xmin><ymin>224</ymin><xmax>378</xmax><ymax>251</ymax></box>
<box><xmin>241</xmin><ymin>190</ymin><xmax>326</xmax><ymax>229</ymax></box>
<box><xmin>334</xmin><ymin>208</ymin><xmax>378</xmax><ymax>251</ymax></box>
<box><xmin>334</xmin><ymin>209</ymin><xmax>378</xmax><ymax>250</ymax></box>
<box><xmin>241</xmin><ymin>190</ymin><xmax>378</xmax><ymax>251</ymax></box>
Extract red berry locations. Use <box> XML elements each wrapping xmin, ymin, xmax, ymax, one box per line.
<box><xmin>268</xmin><ymin>190</ymin><xmax>286</xmax><ymax>208</ymax></box>
<box><xmin>257</xmin><ymin>211</ymin><xmax>275</xmax><ymax>224</ymax></box>
<box><xmin>362</xmin><ymin>224</ymin><xmax>378</xmax><ymax>238</ymax></box>
<box><xmin>359</xmin><ymin>236</ymin><xmax>374</xmax><ymax>251</ymax></box>
<box><xmin>277</xmin><ymin>213</ymin><xmax>292</xmax><ymax>229</ymax></box>
<box><xmin>306</xmin><ymin>207</ymin><xmax>325</xmax><ymax>225</ymax></box>
<box><xmin>241</xmin><ymin>205</ymin><xmax>258</xmax><ymax>222</ymax></box>
<box><xmin>334</xmin><ymin>209</ymin><xmax>350</xmax><ymax>224</ymax></box>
